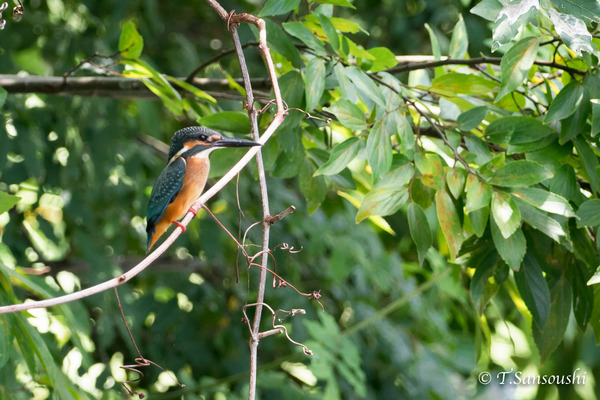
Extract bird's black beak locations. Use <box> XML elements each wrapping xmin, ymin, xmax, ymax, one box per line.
<box><xmin>214</xmin><ymin>136</ymin><xmax>261</xmax><ymax>148</ymax></box>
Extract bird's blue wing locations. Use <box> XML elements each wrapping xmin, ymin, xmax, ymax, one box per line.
<box><xmin>146</xmin><ymin>158</ymin><xmax>185</xmax><ymax>246</ymax></box>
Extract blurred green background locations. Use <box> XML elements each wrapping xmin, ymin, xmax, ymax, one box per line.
<box><xmin>1</xmin><ymin>0</ymin><xmax>599</xmax><ymax>399</ymax></box>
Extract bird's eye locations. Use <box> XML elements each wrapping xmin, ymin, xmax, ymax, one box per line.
<box><xmin>199</xmin><ymin>134</ymin><xmax>208</xmax><ymax>141</ymax></box>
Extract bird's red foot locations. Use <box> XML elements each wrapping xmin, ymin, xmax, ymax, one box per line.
<box><xmin>188</xmin><ymin>207</ymin><xmax>199</xmax><ymax>217</ymax></box>
<box><xmin>172</xmin><ymin>220</ymin><xmax>186</xmax><ymax>232</ymax></box>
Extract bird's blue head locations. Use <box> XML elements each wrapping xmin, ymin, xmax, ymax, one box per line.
<box><xmin>167</xmin><ymin>126</ymin><xmax>260</xmax><ymax>163</ymax></box>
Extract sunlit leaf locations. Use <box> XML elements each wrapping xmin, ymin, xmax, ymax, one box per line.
<box><xmin>366</xmin><ymin>121</ymin><xmax>392</xmax><ymax>183</ymax></box>
<box><xmin>491</xmin><ymin>191</ymin><xmax>521</xmax><ymax>238</ymax></box>
<box><xmin>436</xmin><ymin>189</ymin><xmax>464</xmax><ymax>259</ymax></box>
<box><xmin>548</xmin><ymin>9</ymin><xmax>593</xmax><ymax>56</ymax></box>
<box><xmin>496</xmin><ymin>37</ymin><xmax>539</xmax><ymax>100</ymax></box>
<box><xmin>317</xmin><ymin>14</ymin><xmax>340</xmax><ymax>53</ymax></box>
<box><xmin>465</xmin><ymin>175</ymin><xmax>492</xmax><ymax>213</ymax></box>
<box><xmin>449</xmin><ymin>14</ymin><xmax>468</xmax><ymax>59</ymax></box>
<box><xmin>414</xmin><ymin>152</ymin><xmax>444</xmax><ymax>190</ymax></box>
<box><xmin>489</xmin><ymin>160</ymin><xmax>553</xmax><ymax>187</ymax></box>
<box><xmin>510</xmin><ymin>187</ymin><xmax>575</xmax><ymax>217</ymax></box>
<box><xmin>431</xmin><ymin>73</ymin><xmax>497</xmax><ymax>96</ymax></box>
<box><xmin>492</xmin><ymin>0</ymin><xmax>539</xmax><ymax>50</ymax></box>
<box><xmin>491</xmin><ymin>219</ymin><xmax>526</xmax><ymax>270</ymax></box>
<box><xmin>356</xmin><ymin>165</ymin><xmax>413</xmax><ymax>222</ymax></box>
<box><xmin>446</xmin><ymin>168</ymin><xmax>466</xmax><ymax>199</ymax></box>
<box><xmin>366</xmin><ymin>47</ymin><xmax>398</xmax><ymax>72</ymax></box>
<box><xmin>0</xmin><ymin>192</ymin><xmax>20</xmax><ymax>215</ymax></box>
<box><xmin>119</xmin><ymin>20</ymin><xmax>144</xmax><ymax>58</ymax></box>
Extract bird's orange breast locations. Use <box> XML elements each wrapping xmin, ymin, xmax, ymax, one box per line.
<box><xmin>164</xmin><ymin>155</ymin><xmax>210</xmax><ymax>222</ymax></box>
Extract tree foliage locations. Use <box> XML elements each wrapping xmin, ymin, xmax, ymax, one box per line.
<box><xmin>1</xmin><ymin>0</ymin><xmax>600</xmax><ymax>399</ymax></box>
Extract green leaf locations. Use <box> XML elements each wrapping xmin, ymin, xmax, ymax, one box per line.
<box><xmin>119</xmin><ymin>20</ymin><xmax>144</xmax><ymax>58</ymax></box>
<box><xmin>283</xmin><ymin>22</ymin><xmax>326</xmax><ymax>55</ymax></box>
<box><xmin>330</xmin><ymin>17</ymin><xmax>366</xmax><ymax>34</ymax></box>
<box><xmin>308</xmin><ymin>148</ymin><xmax>355</xmax><ymax>189</ymax></box>
<box><xmin>169</xmin><ymin>76</ymin><xmax>217</xmax><ymax>103</ymax></box>
<box><xmin>317</xmin><ymin>14</ymin><xmax>340</xmax><ymax>53</ymax></box>
<box><xmin>431</xmin><ymin>73</ymin><xmax>497</xmax><ymax>96</ymax></box>
<box><xmin>470</xmin><ymin>245</ymin><xmax>500</xmax><ymax>314</ymax></box>
<box><xmin>259</xmin><ymin>0</ymin><xmax>300</xmax><ymax>16</ymax></box>
<box><xmin>0</xmin><ymin>191</ymin><xmax>20</xmax><ymax>215</ymax></box>
<box><xmin>515</xmin><ymin>198</ymin><xmax>570</xmax><ymax>247</ymax></box>
<box><xmin>300</xmin><ymin>159</ymin><xmax>327</xmax><ymax>213</ymax></box>
<box><xmin>446</xmin><ymin>168</ymin><xmax>466</xmax><ymax>199</ymax></box>
<box><xmin>515</xmin><ymin>252</ymin><xmax>550</xmax><ymax>326</ymax></box>
<box><xmin>389</xmin><ymin>111</ymin><xmax>415</xmax><ymax>159</ymax></box>
<box><xmin>469</xmin><ymin>206</ymin><xmax>490</xmax><ymax>238</ymax></box>
<box><xmin>435</xmin><ymin>189</ymin><xmax>464</xmax><ymax>260</ymax></box>
<box><xmin>316</xmin><ymin>0</ymin><xmax>356</xmax><ymax>7</ymax></box>
<box><xmin>366</xmin><ymin>47</ymin><xmax>398</xmax><ymax>72</ymax></box>
<box><xmin>407</xmin><ymin>202</ymin><xmax>432</xmax><ymax>266</ymax></box>
<box><xmin>486</xmin><ymin>116</ymin><xmax>554</xmax><ymax>145</ymax></box>
<box><xmin>496</xmin><ymin>37</ymin><xmax>539</xmax><ymax>100</ymax></box>
<box><xmin>572</xmin><ymin>262</ymin><xmax>594</xmax><ymax>326</ymax></box>
<box><xmin>324</xmin><ymin>99</ymin><xmax>366</xmax><ymax>130</ymax></box>
<box><xmin>491</xmin><ymin>219</ymin><xmax>526</xmax><ymax>270</ymax></box>
<box><xmin>533</xmin><ymin>277</ymin><xmax>571</xmax><ymax>363</ymax></box>
<box><xmin>559</xmin><ymin>89</ymin><xmax>590</xmax><ymax>144</ymax></box>
<box><xmin>367</xmin><ymin>121</ymin><xmax>393</xmax><ymax>183</ymax></box>
<box><xmin>491</xmin><ymin>191</ymin><xmax>521</xmax><ymax>238</ymax></box>
<box><xmin>464</xmin><ymin>133</ymin><xmax>492</xmax><ymax>165</ymax></box>
<box><xmin>510</xmin><ymin>187</ymin><xmax>575</xmax><ymax>217</ymax></box>
<box><xmin>449</xmin><ymin>14</ymin><xmax>468</xmax><ymax>59</ymax></box>
<box><xmin>315</xmin><ymin>137</ymin><xmax>363</xmax><ymax>176</ymax></box>
<box><xmin>470</xmin><ymin>0</ymin><xmax>503</xmax><ymax>22</ymax></box>
<box><xmin>279</xmin><ymin>70</ymin><xmax>305</xmax><ymax>109</ymax></box>
<box><xmin>424</xmin><ymin>23</ymin><xmax>444</xmax><ymax>77</ymax></box>
<box><xmin>489</xmin><ymin>160</ymin><xmax>553</xmax><ymax>187</ymax></box>
<box><xmin>576</xmin><ymin>199</ymin><xmax>600</xmax><ymax>227</ymax></box>
<box><xmin>545</xmin><ymin>81</ymin><xmax>585</xmax><ymax>124</ymax></box>
<box><xmin>0</xmin><ymin>314</ymin><xmax>12</xmax><ymax>368</ymax></box>
<box><xmin>548</xmin><ymin>9</ymin><xmax>593</xmax><ymax>56</ymax></box>
<box><xmin>356</xmin><ymin>165</ymin><xmax>413</xmax><ymax>222</ymax></box>
<box><xmin>333</xmin><ymin>64</ymin><xmax>358</xmax><ymax>103</ymax></box>
<box><xmin>587</xmin><ymin>265</ymin><xmax>600</xmax><ymax>286</ymax></box>
<box><xmin>414</xmin><ymin>152</ymin><xmax>444</xmax><ymax>190</ymax></box>
<box><xmin>457</xmin><ymin>106</ymin><xmax>488</xmax><ymax>131</ymax></box>
<box><xmin>264</xmin><ymin>19</ymin><xmax>303</xmax><ymax>69</ymax></box>
<box><xmin>465</xmin><ymin>175</ymin><xmax>492</xmax><ymax>213</ymax></box>
<box><xmin>305</xmin><ymin>57</ymin><xmax>326</xmax><ymax>111</ymax></box>
<box><xmin>344</xmin><ymin>67</ymin><xmax>386</xmax><ymax>107</ymax></box>
<box><xmin>492</xmin><ymin>1</ymin><xmax>539</xmax><ymax>50</ymax></box>
<box><xmin>199</xmin><ymin>112</ymin><xmax>251</xmax><ymax>134</ymax></box>
<box><xmin>549</xmin><ymin>0</ymin><xmax>600</xmax><ymax>26</ymax></box>
<box><xmin>574</xmin><ymin>136</ymin><xmax>600</xmax><ymax>194</ymax></box>
<box><xmin>0</xmin><ymin>86</ymin><xmax>6</xmax><ymax>109</ymax></box>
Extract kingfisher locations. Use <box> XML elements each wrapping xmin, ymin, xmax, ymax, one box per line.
<box><xmin>145</xmin><ymin>126</ymin><xmax>260</xmax><ymax>251</ymax></box>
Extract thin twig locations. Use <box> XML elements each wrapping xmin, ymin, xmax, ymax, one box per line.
<box><xmin>387</xmin><ymin>56</ymin><xmax>587</xmax><ymax>77</ymax></box>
